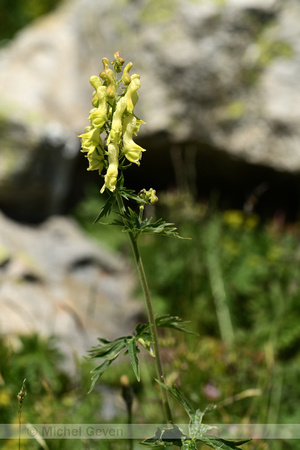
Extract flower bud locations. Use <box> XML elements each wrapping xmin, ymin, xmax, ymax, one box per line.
<box><xmin>149</xmin><ymin>188</ymin><xmax>158</xmax><ymax>204</ymax></box>
<box><xmin>99</xmin><ymin>58</ymin><xmax>115</xmax><ymax>99</ymax></box>
<box><xmin>114</xmin><ymin>51</ymin><xmax>125</xmax><ymax>72</ymax></box>
<box><xmin>122</xmin><ymin>62</ymin><xmax>133</xmax><ymax>86</ymax></box>
<box><xmin>138</xmin><ymin>188</ymin><xmax>158</xmax><ymax>204</ymax></box>
<box><xmin>99</xmin><ymin>58</ymin><xmax>110</xmax><ymax>77</ymax></box>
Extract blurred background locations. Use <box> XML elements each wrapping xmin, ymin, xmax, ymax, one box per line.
<box><xmin>1</xmin><ymin>0</ymin><xmax>300</xmax><ymax>449</ymax></box>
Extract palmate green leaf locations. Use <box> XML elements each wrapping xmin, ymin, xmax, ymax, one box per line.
<box><xmin>88</xmin><ymin>337</ymin><xmax>127</xmax><ymax>360</ymax></box>
<box><xmin>120</xmin><ymin>187</ymin><xmax>147</xmax><ymax>205</ymax></box>
<box><xmin>125</xmin><ymin>337</ymin><xmax>140</xmax><ymax>382</ymax></box>
<box><xmin>87</xmin><ymin>317</ymin><xmax>195</xmax><ymax>393</ymax></box>
<box><xmin>135</xmin><ymin>315</ymin><xmax>195</xmax><ymax>336</ymax></box>
<box><xmin>119</xmin><ymin>209</ymin><xmax>186</xmax><ymax>239</ymax></box>
<box><xmin>93</xmin><ymin>191</ymin><xmax>116</xmax><ymax>223</ymax></box>
<box><xmin>134</xmin><ymin>322</ymin><xmax>153</xmax><ymax>340</ymax></box>
<box><xmin>88</xmin><ymin>360</ymin><xmax>112</xmax><ymax>394</ymax></box>
<box><xmin>153</xmin><ymin>383</ymin><xmax>250</xmax><ymax>449</ymax></box>
<box><xmin>156</xmin><ymin>381</ymin><xmax>195</xmax><ymax>420</ymax></box>
<box><xmin>189</xmin><ymin>406</ymin><xmax>217</xmax><ymax>439</ymax></box>
<box><xmin>88</xmin><ymin>322</ymin><xmax>156</xmax><ymax>391</ymax></box>
<box><xmin>142</xmin><ymin>425</ymin><xmax>186</xmax><ymax>448</ymax></box>
<box><xmin>197</xmin><ymin>436</ymin><xmax>250</xmax><ymax>450</ymax></box>
<box><xmin>88</xmin><ymin>338</ymin><xmax>127</xmax><ymax>392</ymax></box>
<box><xmin>155</xmin><ymin>315</ymin><xmax>197</xmax><ymax>335</ymax></box>
<box><xmin>139</xmin><ymin>218</ymin><xmax>184</xmax><ymax>238</ymax></box>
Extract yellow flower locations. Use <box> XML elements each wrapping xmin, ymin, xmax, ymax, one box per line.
<box><xmin>88</xmin><ymin>85</ymin><xmax>107</xmax><ymax>129</ymax></box>
<box><xmin>79</xmin><ymin>126</ymin><xmax>101</xmax><ymax>154</ymax></box>
<box><xmin>101</xmin><ymin>142</ymin><xmax>119</xmax><ymax>193</ymax></box>
<box><xmin>122</xmin><ymin>62</ymin><xmax>133</xmax><ymax>85</ymax></box>
<box><xmin>87</xmin><ymin>148</ymin><xmax>105</xmax><ymax>174</ymax></box>
<box><xmin>122</xmin><ymin>114</ymin><xmax>146</xmax><ymax>165</ymax></box>
<box><xmin>79</xmin><ymin>126</ymin><xmax>104</xmax><ymax>174</ymax></box>
<box><xmin>107</xmin><ymin>97</ymin><xmax>127</xmax><ymax>145</ymax></box>
<box><xmin>99</xmin><ymin>58</ymin><xmax>116</xmax><ymax>99</ymax></box>
<box><xmin>90</xmin><ymin>75</ymin><xmax>103</xmax><ymax>107</ymax></box>
<box><xmin>124</xmin><ymin>74</ymin><xmax>141</xmax><ymax>114</ymax></box>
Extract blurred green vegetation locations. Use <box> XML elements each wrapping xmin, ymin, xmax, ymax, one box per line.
<box><xmin>73</xmin><ymin>187</ymin><xmax>300</xmax><ymax>448</ymax></box>
<box><xmin>0</xmin><ymin>0</ymin><xmax>63</xmax><ymax>44</ymax></box>
<box><xmin>2</xmin><ymin>187</ymin><xmax>300</xmax><ymax>448</ymax></box>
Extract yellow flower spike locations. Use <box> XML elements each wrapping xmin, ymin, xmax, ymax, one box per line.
<box><xmin>124</xmin><ymin>74</ymin><xmax>141</xmax><ymax>114</ymax></box>
<box><xmin>80</xmin><ymin>54</ymin><xmax>147</xmax><ymax>192</ymax></box>
<box><xmin>122</xmin><ymin>114</ymin><xmax>146</xmax><ymax>165</ymax></box>
<box><xmin>101</xmin><ymin>142</ymin><xmax>119</xmax><ymax>193</ymax></box>
<box><xmin>107</xmin><ymin>97</ymin><xmax>127</xmax><ymax>145</ymax></box>
<box><xmin>88</xmin><ymin>86</ymin><xmax>107</xmax><ymax>129</ymax></box>
<box><xmin>122</xmin><ymin>62</ymin><xmax>133</xmax><ymax>86</ymax></box>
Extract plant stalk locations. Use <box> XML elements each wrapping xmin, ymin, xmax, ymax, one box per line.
<box><xmin>116</xmin><ymin>192</ymin><xmax>173</xmax><ymax>423</ymax></box>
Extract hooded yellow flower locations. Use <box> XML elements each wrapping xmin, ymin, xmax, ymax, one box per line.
<box><xmin>90</xmin><ymin>75</ymin><xmax>102</xmax><ymax>107</ymax></box>
<box><xmin>124</xmin><ymin>74</ymin><xmax>141</xmax><ymax>114</ymax></box>
<box><xmin>87</xmin><ymin>148</ymin><xmax>105</xmax><ymax>174</ymax></box>
<box><xmin>107</xmin><ymin>97</ymin><xmax>127</xmax><ymax>145</ymax></box>
<box><xmin>79</xmin><ymin>126</ymin><xmax>104</xmax><ymax>174</ymax></box>
<box><xmin>122</xmin><ymin>62</ymin><xmax>133</xmax><ymax>85</ymax></box>
<box><xmin>122</xmin><ymin>114</ymin><xmax>146</xmax><ymax>165</ymax></box>
<box><xmin>79</xmin><ymin>126</ymin><xmax>101</xmax><ymax>155</ymax></box>
<box><xmin>88</xmin><ymin>85</ymin><xmax>107</xmax><ymax>129</ymax></box>
<box><xmin>101</xmin><ymin>142</ymin><xmax>119</xmax><ymax>193</ymax></box>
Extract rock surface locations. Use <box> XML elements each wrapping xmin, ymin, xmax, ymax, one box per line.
<box><xmin>0</xmin><ymin>0</ymin><xmax>300</xmax><ymax>220</ymax></box>
<box><xmin>0</xmin><ymin>212</ymin><xmax>141</xmax><ymax>372</ymax></box>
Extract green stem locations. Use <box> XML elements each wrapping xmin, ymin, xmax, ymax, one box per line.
<box><xmin>116</xmin><ymin>192</ymin><xmax>173</xmax><ymax>423</ymax></box>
